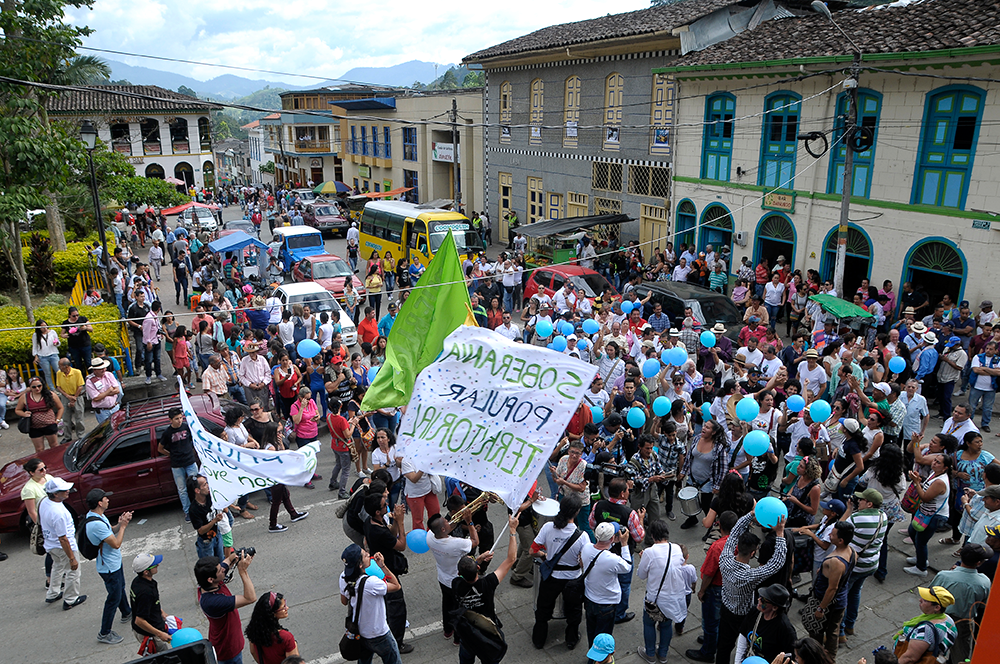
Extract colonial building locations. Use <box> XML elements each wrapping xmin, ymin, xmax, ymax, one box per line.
<box><xmin>241</xmin><ymin>120</ymin><xmax>274</xmax><ymax>186</ymax></box>
<box><xmin>335</xmin><ymin>89</ymin><xmax>484</xmax><ymax>212</ymax></box>
<box><xmin>46</xmin><ymin>85</ymin><xmax>221</xmax><ymax>190</ymax></box>
<box><xmin>463</xmin><ymin>0</ymin><xmax>749</xmax><ymax>246</ymax></box>
<box><xmin>656</xmin><ymin>0</ymin><xmax>1000</xmax><ymax>308</ymax></box>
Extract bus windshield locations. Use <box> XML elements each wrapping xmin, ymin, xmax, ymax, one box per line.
<box><xmin>428</xmin><ymin>222</ymin><xmax>474</xmax><ymax>253</ymax></box>
<box><xmin>286</xmin><ymin>234</ymin><xmax>323</xmax><ymax>250</ymax></box>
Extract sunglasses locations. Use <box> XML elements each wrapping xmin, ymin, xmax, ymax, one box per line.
<box><xmin>35</xmin><ymin>466</ymin><xmax>47</xmax><ymax>472</ymax></box>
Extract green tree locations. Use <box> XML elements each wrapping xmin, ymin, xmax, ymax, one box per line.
<box><xmin>463</xmin><ymin>71</ymin><xmax>485</xmax><ymax>88</ymax></box>
<box><xmin>177</xmin><ymin>85</ymin><xmax>198</xmax><ymax>98</ymax></box>
<box><xmin>0</xmin><ymin>0</ymin><xmax>95</xmax><ymax>321</ymax></box>
<box><xmin>439</xmin><ymin>68</ymin><xmax>460</xmax><ymax>90</ymax></box>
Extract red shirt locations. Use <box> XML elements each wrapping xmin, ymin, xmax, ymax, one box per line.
<box><xmin>327</xmin><ymin>413</ymin><xmax>351</xmax><ymax>452</ymax></box>
<box><xmin>700</xmin><ymin>533</ymin><xmax>729</xmax><ymax>586</ymax></box>
<box><xmin>738</xmin><ymin>325</ymin><xmax>767</xmax><ymax>347</ymax></box>
<box><xmin>253</xmin><ymin>628</ymin><xmax>296</xmax><ymax>664</ymax></box>
<box><xmin>755</xmin><ymin>264</ymin><xmax>769</xmax><ymax>285</ymax></box>
<box><xmin>198</xmin><ymin>582</ymin><xmax>244</xmax><ymax>660</ymax></box>
<box><xmin>567</xmin><ymin>403</ymin><xmax>593</xmax><ymax>438</ymax></box>
<box><xmin>628</xmin><ymin>317</ymin><xmax>648</xmax><ymax>336</ymax></box>
<box><xmin>358</xmin><ymin>317</ymin><xmax>379</xmax><ymax>346</ymax></box>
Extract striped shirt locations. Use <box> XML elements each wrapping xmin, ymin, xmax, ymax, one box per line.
<box><xmin>720</xmin><ymin>513</ymin><xmax>787</xmax><ymax>615</ymax></box>
<box><xmin>845</xmin><ymin>508</ymin><xmax>888</xmax><ymax>575</ymax></box>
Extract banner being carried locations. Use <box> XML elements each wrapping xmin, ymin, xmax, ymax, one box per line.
<box><xmin>178</xmin><ymin>383</ymin><xmax>319</xmax><ymax>506</ymax></box>
<box><xmin>395</xmin><ymin>326</ymin><xmax>597</xmax><ymax>508</ymax></box>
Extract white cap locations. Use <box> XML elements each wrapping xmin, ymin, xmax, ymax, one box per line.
<box><xmin>44</xmin><ymin>477</ymin><xmax>74</xmax><ymax>493</ymax></box>
<box><xmin>594</xmin><ymin>522</ymin><xmax>621</xmax><ymax>542</ymax></box>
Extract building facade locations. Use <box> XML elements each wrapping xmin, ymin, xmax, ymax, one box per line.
<box><xmin>241</xmin><ymin>120</ymin><xmax>274</xmax><ymax>186</ymax></box>
<box><xmin>336</xmin><ymin>90</ymin><xmax>484</xmax><ymax>212</ymax></box>
<box><xmin>46</xmin><ymin>85</ymin><xmax>221</xmax><ymax>190</ymax></box>
<box><xmin>657</xmin><ymin>0</ymin><xmax>1000</xmax><ymax>309</ymax></box>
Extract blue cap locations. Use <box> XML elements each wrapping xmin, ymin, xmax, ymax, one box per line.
<box><xmin>946</xmin><ymin>336</ymin><xmax>961</xmax><ymax>347</ymax></box>
<box><xmin>820</xmin><ymin>499</ymin><xmax>847</xmax><ymax>515</ymax></box>
<box><xmin>587</xmin><ymin>633</ymin><xmax>615</xmax><ymax>661</ymax></box>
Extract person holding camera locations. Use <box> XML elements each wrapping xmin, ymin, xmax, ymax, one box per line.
<box><xmin>364</xmin><ymin>494</ymin><xmax>414</xmax><ymax>653</ymax></box>
<box><xmin>195</xmin><ymin>550</ymin><xmax>257</xmax><ymax>664</ymax></box>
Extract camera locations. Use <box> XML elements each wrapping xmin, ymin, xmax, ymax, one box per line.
<box><xmin>235</xmin><ymin>546</ymin><xmax>256</xmax><ymax>560</ymax></box>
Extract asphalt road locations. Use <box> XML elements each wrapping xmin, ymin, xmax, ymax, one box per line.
<box><xmin>0</xmin><ymin>203</ymin><xmax>972</xmax><ymax>664</ymax></box>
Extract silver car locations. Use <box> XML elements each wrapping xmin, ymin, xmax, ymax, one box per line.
<box><xmin>180</xmin><ymin>207</ymin><xmax>218</xmax><ymax>232</ymax></box>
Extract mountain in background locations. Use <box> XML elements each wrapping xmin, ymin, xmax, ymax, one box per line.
<box><xmin>330</xmin><ymin>60</ymin><xmax>455</xmax><ymax>88</ymax></box>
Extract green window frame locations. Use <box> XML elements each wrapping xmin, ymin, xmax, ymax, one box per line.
<box><xmin>911</xmin><ymin>85</ymin><xmax>984</xmax><ymax>210</ymax></box>
<box><xmin>702</xmin><ymin>93</ymin><xmax>735</xmax><ymax>181</ymax></box>
<box><xmin>828</xmin><ymin>90</ymin><xmax>881</xmax><ymax>198</ymax></box>
<box><xmin>758</xmin><ymin>92</ymin><xmax>801</xmax><ymax>190</ymax></box>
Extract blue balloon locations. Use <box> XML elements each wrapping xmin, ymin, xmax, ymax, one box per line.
<box><xmin>547</xmin><ymin>343</ymin><xmax>554</xmax><ymax>349</ymax></box>
<box><xmin>552</xmin><ymin>335</ymin><xmax>567</xmax><ymax>352</ymax></box>
<box><xmin>536</xmin><ymin>320</ymin><xmax>554</xmax><ymax>338</ymax></box>
<box><xmin>171</xmin><ymin>628</ymin><xmax>204</xmax><ymax>648</ymax></box>
<box><xmin>744</xmin><ymin>657</ymin><xmax>770</xmax><ymax>664</ymax></box>
<box><xmin>621</xmin><ymin>301</ymin><xmax>633</xmax><ymax>314</ymax></box>
<box><xmin>642</xmin><ymin>358</ymin><xmax>661</xmax><ymax>378</ymax></box>
<box><xmin>368</xmin><ymin>366</ymin><xmax>379</xmax><ymax>383</ymax></box>
<box><xmin>560</xmin><ymin>321</ymin><xmax>576</xmax><ymax>337</ymax></box>
<box><xmin>743</xmin><ymin>430</ymin><xmax>771</xmax><ymax>457</ymax></box>
<box><xmin>702</xmin><ymin>402</ymin><xmax>713</xmax><ymax>421</ymax></box>
<box><xmin>653</xmin><ymin>447</ymin><xmax>660</xmax><ymax>455</ymax></box>
<box><xmin>406</xmin><ymin>528</ymin><xmax>430</xmax><ymax>554</ymax></box>
<box><xmin>889</xmin><ymin>355</ymin><xmax>906</xmax><ymax>374</ymax></box>
<box><xmin>652</xmin><ymin>396</ymin><xmax>671</xmax><ymax>417</ymax></box>
<box><xmin>296</xmin><ymin>338</ymin><xmax>321</xmax><ymax>359</ymax></box>
<box><xmin>627</xmin><ymin>406</ymin><xmax>646</xmax><ymax>429</ymax></box>
<box><xmin>786</xmin><ymin>394</ymin><xmax>806</xmax><ymax>412</ymax></box>
<box><xmin>366</xmin><ymin>560</ymin><xmax>385</xmax><ymax>579</ymax></box>
<box><xmin>700</xmin><ymin>331</ymin><xmax>717</xmax><ymax>348</ymax></box>
<box><xmin>591</xmin><ymin>406</ymin><xmax>604</xmax><ymax>424</ymax></box>
<box><xmin>583</xmin><ymin>318</ymin><xmax>600</xmax><ymax>335</ymax></box>
<box><xmin>578</xmin><ymin>338</ymin><xmax>590</xmax><ymax>350</ymax></box>
<box><xmin>669</xmin><ymin>347</ymin><xmax>688</xmax><ymax>366</ymax></box>
<box><xmin>754</xmin><ymin>496</ymin><xmax>788</xmax><ymax>529</ymax></box>
<box><xmin>809</xmin><ymin>399</ymin><xmax>832</xmax><ymax>423</ymax></box>
<box><xmin>735</xmin><ymin>397</ymin><xmax>760</xmax><ymax>423</ymax></box>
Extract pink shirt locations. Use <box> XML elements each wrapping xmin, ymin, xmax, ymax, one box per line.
<box><xmin>290</xmin><ymin>399</ymin><xmax>319</xmax><ymax>440</ymax></box>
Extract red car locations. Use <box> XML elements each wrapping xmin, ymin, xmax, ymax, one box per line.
<box><xmin>292</xmin><ymin>254</ymin><xmax>367</xmax><ymax>305</ymax></box>
<box><xmin>522</xmin><ymin>265</ymin><xmax>616</xmax><ymax>308</ymax></box>
<box><xmin>302</xmin><ymin>203</ymin><xmax>351</xmax><ymax>237</ymax></box>
<box><xmin>0</xmin><ymin>395</ymin><xmax>223</xmax><ymax>533</ymax></box>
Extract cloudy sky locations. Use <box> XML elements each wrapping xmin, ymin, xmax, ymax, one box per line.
<box><xmin>66</xmin><ymin>0</ymin><xmax>648</xmax><ymax>83</ymax></box>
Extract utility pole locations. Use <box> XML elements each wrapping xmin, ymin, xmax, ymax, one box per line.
<box><xmin>833</xmin><ymin>55</ymin><xmax>860</xmax><ymax>299</ymax></box>
<box><xmin>451</xmin><ymin>98</ymin><xmax>461</xmax><ymax>210</ymax></box>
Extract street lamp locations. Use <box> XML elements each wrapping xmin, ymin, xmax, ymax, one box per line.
<box><xmin>811</xmin><ymin>0</ymin><xmax>862</xmax><ymax>300</ymax></box>
<box><xmin>80</xmin><ymin>120</ymin><xmax>113</xmax><ymax>300</ymax></box>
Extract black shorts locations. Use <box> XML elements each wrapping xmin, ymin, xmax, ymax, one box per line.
<box><xmin>30</xmin><ymin>423</ymin><xmax>58</xmax><ymax>438</ymax></box>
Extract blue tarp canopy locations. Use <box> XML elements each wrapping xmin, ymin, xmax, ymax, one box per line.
<box><xmin>208</xmin><ymin>231</ymin><xmax>268</xmax><ymax>254</ymax></box>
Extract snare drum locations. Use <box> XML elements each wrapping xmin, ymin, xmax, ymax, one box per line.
<box><xmin>678</xmin><ymin>486</ymin><xmax>702</xmax><ymax>518</ymax></box>
<box><xmin>531</xmin><ymin>498</ymin><xmax>560</xmax><ymax>532</ymax></box>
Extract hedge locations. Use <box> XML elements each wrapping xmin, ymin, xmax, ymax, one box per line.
<box><xmin>0</xmin><ymin>304</ymin><xmax>124</xmax><ymax>368</ymax></box>
<box><xmin>16</xmin><ymin>238</ymin><xmax>117</xmax><ymax>291</ymax></box>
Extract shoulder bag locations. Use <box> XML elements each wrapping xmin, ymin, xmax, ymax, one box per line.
<box><xmin>644</xmin><ymin>543</ymin><xmax>673</xmax><ymax>622</ymax></box>
<box><xmin>29</xmin><ymin>497</ymin><xmax>47</xmax><ymax>555</ymax></box>
<box><xmin>823</xmin><ymin>459</ymin><xmax>855</xmax><ymax>495</ymax></box>
<box><xmin>339</xmin><ymin>576</ymin><xmax>368</xmax><ymax>661</ymax></box>
<box><xmin>538</xmin><ymin>528</ymin><xmax>584</xmax><ymax>581</ymax></box>
<box><xmin>901</xmin><ymin>473</ymin><xmax>932</xmax><ymax>514</ymax></box>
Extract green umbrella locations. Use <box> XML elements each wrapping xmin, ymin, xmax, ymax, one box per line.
<box><xmin>808</xmin><ymin>293</ymin><xmax>874</xmax><ymax>319</ymax></box>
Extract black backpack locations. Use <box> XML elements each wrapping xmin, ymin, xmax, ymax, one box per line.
<box><xmin>76</xmin><ymin>515</ymin><xmax>103</xmax><ymax>561</ymax></box>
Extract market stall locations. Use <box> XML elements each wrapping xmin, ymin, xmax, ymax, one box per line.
<box><xmin>517</xmin><ymin>213</ymin><xmax>630</xmax><ymax>268</ymax></box>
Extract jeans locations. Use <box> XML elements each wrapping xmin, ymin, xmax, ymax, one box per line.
<box><xmin>939</xmin><ymin>380</ymin><xmax>956</xmax><ymax>418</ymax></box>
<box><xmin>99</xmin><ymin>567</ymin><xmax>131</xmax><ymax>636</ymax></box>
<box><xmin>329</xmin><ymin>450</ymin><xmax>352</xmax><ymax>492</ymax></box>
<box><xmin>715</xmin><ymin>605</ymin><xmax>745</xmax><ymax>664</ymax></box>
<box><xmin>643</xmin><ymin>608</ymin><xmax>674</xmax><ymax>659</ymax></box>
<box><xmin>94</xmin><ymin>404</ymin><xmax>120</xmax><ymax>424</ymax></box>
<box><xmin>36</xmin><ymin>354</ymin><xmax>59</xmax><ymax>391</ymax></box>
<box><xmin>532</xmin><ymin>576</ymin><xmax>583</xmax><ymax>648</ymax></box>
<box><xmin>876</xmin><ymin>523</ymin><xmax>895</xmax><ymax>580</ymax></box>
<box><xmin>0</xmin><ymin>392</ymin><xmax>7</xmax><ymax>422</ymax></box>
<box><xmin>174</xmin><ymin>277</ymin><xmax>188</xmax><ymax>305</ymax></box>
<box><xmin>68</xmin><ymin>345</ymin><xmax>92</xmax><ymax>375</ymax></box>
<box><xmin>765</xmin><ymin>303</ymin><xmax>781</xmax><ymax>328</ymax></box>
<box><xmin>115</xmin><ymin>292</ymin><xmax>125</xmax><ymax>318</ymax></box>
<box><xmin>171</xmin><ymin>463</ymin><xmax>199</xmax><ymax>517</ymax></box>
<box><xmin>698</xmin><ymin>585</ymin><xmax>723</xmax><ymax>656</ymax></box>
<box><xmin>585</xmin><ymin>598</ymin><xmax>617</xmax><ymax>646</ymax></box>
<box><xmin>615</xmin><ymin>565</ymin><xmax>633</xmax><ymax>621</ymax></box>
<box><xmin>544</xmin><ymin>464</ymin><xmax>559</xmax><ymax>498</ymax></box>
<box><xmin>144</xmin><ymin>342</ymin><xmax>162</xmax><ymax>378</ymax></box>
<box><xmin>217</xmin><ymin>655</ymin><xmax>243</xmax><ymax>664</ymax></box>
<box><xmin>576</xmin><ymin>503</ymin><xmax>595</xmax><ymax>542</ymax></box>
<box><xmin>195</xmin><ymin>534</ymin><xmax>224</xmax><ymax>561</ymax></box>
<box><xmin>841</xmin><ymin>569</ymin><xmax>874</xmax><ymax>631</ymax></box>
<box><xmin>503</xmin><ymin>286</ymin><xmax>514</xmax><ymax>313</ymax></box>
<box><xmin>360</xmin><ymin>631</ymin><xmax>402</xmax><ymax>664</ymax></box>
<box><xmin>969</xmin><ymin>387</ymin><xmax>996</xmax><ymax>427</ymax></box>
<box><xmin>834</xmin><ymin>476</ymin><xmax>859</xmax><ymax>503</ymax></box>
<box><xmin>909</xmin><ymin>515</ymin><xmax>947</xmax><ymax>571</ymax></box>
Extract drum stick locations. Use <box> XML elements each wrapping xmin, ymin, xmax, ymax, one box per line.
<box><xmin>490</xmin><ymin>520</ymin><xmax>510</xmax><ymax>554</ymax></box>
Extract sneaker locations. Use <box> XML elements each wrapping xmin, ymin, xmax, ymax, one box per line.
<box><xmin>903</xmin><ymin>565</ymin><xmax>928</xmax><ymax>577</ymax></box>
<box><xmin>329</xmin><ymin>481</ymin><xmax>339</xmax><ymax>491</ymax></box>
<box><xmin>158</xmin><ymin>375</ymin><xmax>168</xmax><ymax>382</ymax></box>
<box><xmin>120</xmin><ymin>612</ymin><xmax>132</xmax><ymax>623</ymax></box>
<box><xmin>637</xmin><ymin>648</ymin><xmax>656</xmax><ymax>664</ymax></box>
<box><xmin>304</xmin><ymin>482</ymin><xmax>315</xmax><ymax>489</ymax></box>
<box><xmin>45</xmin><ymin>592</ymin><xmax>63</xmax><ymax>604</ymax></box>
<box><xmin>0</xmin><ymin>420</ymin><xmax>9</xmax><ymax>429</ymax></box>
<box><xmin>666</xmin><ymin>511</ymin><xmax>676</xmax><ymax>521</ymax></box>
<box><xmin>838</xmin><ymin>635</ymin><xmax>848</xmax><ymax>645</ymax></box>
<box><xmin>97</xmin><ymin>631</ymin><xmax>124</xmax><ymax>645</ymax></box>
<box><xmin>145</xmin><ymin>377</ymin><xmax>152</xmax><ymax>385</ymax></box>
<box><xmin>983</xmin><ymin>425</ymin><xmax>991</xmax><ymax>433</ymax></box>
<box><xmin>686</xmin><ymin>650</ymin><xmax>715</xmax><ymax>663</ymax></box>
<box><xmin>398</xmin><ymin>642</ymin><xmax>415</xmax><ymax>654</ymax></box>
<box><xmin>510</xmin><ymin>576</ymin><xmax>533</xmax><ymax>588</ymax></box>
<box><xmin>290</xmin><ymin>511</ymin><xmax>309</xmax><ymax>522</ymax></box>
<box><xmin>268</xmin><ymin>524</ymin><xmax>289</xmax><ymax>533</ymax></box>
<box><xmin>338</xmin><ymin>492</ymin><xmax>350</xmax><ymax>500</ymax></box>
<box><xmin>63</xmin><ymin>595</ymin><xmax>88</xmax><ymax>610</ymax></box>
<box><xmin>185</xmin><ymin>514</ymin><xmax>191</xmax><ymax>522</ymax></box>
<box><xmin>906</xmin><ymin>556</ymin><xmax>918</xmax><ymax>565</ymax></box>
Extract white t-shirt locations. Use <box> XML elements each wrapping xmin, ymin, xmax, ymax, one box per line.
<box><xmin>225</xmin><ymin>423</ymin><xmax>250</xmax><ymax>447</ymax></box>
<box><xmin>278</xmin><ymin>321</ymin><xmax>295</xmax><ymax>345</ymax></box>
<box><xmin>426</xmin><ymin>533</ymin><xmax>473</xmax><ymax>586</ymax></box>
<box><xmin>533</xmin><ymin>522</ymin><xmax>585</xmax><ymax>580</ymax></box>
<box><xmin>736</xmin><ymin>347</ymin><xmax>763</xmax><ymax>368</ymax></box>
<box><xmin>797</xmin><ymin>363</ymin><xmax>829</xmax><ymax>397</ymax></box>
<box><xmin>265</xmin><ymin>297</ymin><xmax>283</xmax><ymax>324</ymax></box>
<box><xmin>971</xmin><ymin>354</ymin><xmax>996</xmax><ymax>392</ymax></box>
<box><xmin>371</xmin><ymin>447</ymin><xmax>400</xmax><ymax>482</ymax></box>
<box><xmin>319</xmin><ymin>322</ymin><xmax>335</xmax><ymax>349</ymax></box>
<box><xmin>761</xmin><ymin>356</ymin><xmax>782</xmax><ymax>378</ymax></box>
<box><xmin>401</xmin><ymin>458</ymin><xmax>433</xmax><ymax>498</ymax></box>
<box><xmin>494</xmin><ymin>323</ymin><xmax>520</xmax><ymax>341</ymax></box>
<box><xmin>637</xmin><ymin>542</ymin><xmax>689</xmax><ymax>622</ymax></box>
<box><xmin>39</xmin><ymin>499</ymin><xmax>77</xmax><ymax>552</ymax></box>
<box><xmin>580</xmin><ymin>542</ymin><xmax>632</xmax><ymax>604</ymax></box>
<box><xmin>785</xmin><ymin>419</ymin><xmax>831</xmax><ymax>462</ymax></box>
<box><xmin>764</xmin><ymin>282</ymin><xmax>785</xmax><ymax>306</ymax></box>
<box><xmin>338</xmin><ymin>574</ymin><xmax>390</xmax><ymax>639</ymax></box>
<box><xmin>583</xmin><ymin>389</ymin><xmax>610</xmax><ymax>410</ymax></box>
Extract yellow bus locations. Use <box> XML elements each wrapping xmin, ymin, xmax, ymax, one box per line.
<box><xmin>358</xmin><ymin>200</ymin><xmax>481</xmax><ymax>267</ymax></box>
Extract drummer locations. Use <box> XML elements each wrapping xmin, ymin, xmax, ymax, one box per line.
<box><xmin>510</xmin><ymin>490</ymin><xmax>554</xmax><ymax>588</ymax></box>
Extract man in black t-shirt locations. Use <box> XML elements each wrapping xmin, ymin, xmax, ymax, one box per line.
<box><xmin>364</xmin><ymin>495</ymin><xmax>414</xmax><ymax>653</ymax></box>
<box><xmin>130</xmin><ymin>553</ymin><xmax>171</xmax><ymax>652</ymax></box>
<box><xmin>452</xmin><ymin>514</ymin><xmax>520</xmax><ymax>664</ymax></box>
<box><xmin>173</xmin><ymin>250</ymin><xmax>190</xmax><ymax>306</ymax></box>
<box><xmin>61</xmin><ymin>306</ymin><xmax>93</xmax><ymax>374</ymax></box>
<box><xmin>126</xmin><ymin>290</ymin><xmax>150</xmax><ymax>357</ymax></box>
<box><xmin>157</xmin><ymin>408</ymin><xmax>199</xmax><ymax>521</ymax></box>
<box><xmin>733</xmin><ymin>584</ymin><xmax>796</xmax><ymax>664</ymax></box>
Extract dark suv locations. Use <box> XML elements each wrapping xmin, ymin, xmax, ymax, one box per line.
<box><xmin>633</xmin><ymin>281</ymin><xmax>743</xmax><ymax>344</ymax></box>
<box><xmin>0</xmin><ymin>395</ymin><xmax>223</xmax><ymax>532</ymax></box>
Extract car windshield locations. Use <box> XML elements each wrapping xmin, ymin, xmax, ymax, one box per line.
<box><xmin>313</xmin><ymin>206</ymin><xmax>339</xmax><ymax>217</ymax></box>
<box><xmin>290</xmin><ymin>292</ymin><xmax>340</xmax><ymax>313</ymax></box>
<box><xmin>71</xmin><ymin>419</ymin><xmax>111</xmax><ymax>470</ymax></box>
<box><xmin>684</xmin><ymin>297</ymin><xmax>742</xmax><ymax>326</ymax></box>
<box><xmin>227</xmin><ymin>221</ymin><xmax>253</xmax><ymax>231</ymax></box>
<box><xmin>286</xmin><ymin>234</ymin><xmax>323</xmax><ymax>250</ymax></box>
<box><xmin>569</xmin><ymin>273</ymin><xmax>611</xmax><ymax>298</ymax></box>
<box><xmin>312</xmin><ymin>259</ymin><xmax>352</xmax><ymax>279</ymax></box>
<box><xmin>297</xmin><ymin>191</ymin><xmax>316</xmax><ymax>201</ymax></box>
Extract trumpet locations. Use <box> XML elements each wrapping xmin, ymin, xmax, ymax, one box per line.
<box><xmin>448</xmin><ymin>491</ymin><xmax>502</xmax><ymax>525</ymax></box>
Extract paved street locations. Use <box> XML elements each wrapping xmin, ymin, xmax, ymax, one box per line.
<box><xmin>0</xmin><ymin>203</ymin><xmax>982</xmax><ymax>664</ymax></box>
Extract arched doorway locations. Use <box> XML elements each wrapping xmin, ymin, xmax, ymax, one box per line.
<box><xmin>821</xmin><ymin>224</ymin><xmax>872</xmax><ymax>298</ymax></box>
<box><xmin>144</xmin><ymin>163</ymin><xmax>165</xmax><ymax>179</ymax></box>
<box><xmin>699</xmin><ymin>204</ymin><xmax>733</xmax><ymax>269</ymax></box>
<box><xmin>174</xmin><ymin>162</ymin><xmax>194</xmax><ymax>190</ymax></box>
<box><xmin>754</xmin><ymin>213</ymin><xmax>796</xmax><ymax>271</ymax></box>
<box><xmin>675</xmin><ymin>200</ymin><xmax>696</xmax><ymax>249</ymax></box>
<box><xmin>903</xmin><ymin>238</ymin><xmax>965</xmax><ymax>311</ymax></box>
<box><xmin>203</xmin><ymin>161</ymin><xmax>215</xmax><ymax>190</ymax></box>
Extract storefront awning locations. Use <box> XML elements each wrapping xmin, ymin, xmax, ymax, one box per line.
<box><xmin>518</xmin><ymin>214</ymin><xmax>631</xmax><ymax>238</ymax></box>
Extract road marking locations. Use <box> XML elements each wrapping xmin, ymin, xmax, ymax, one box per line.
<box><xmin>307</xmin><ymin>621</ymin><xmax>444</xmax><ymax>664</ymax></box>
